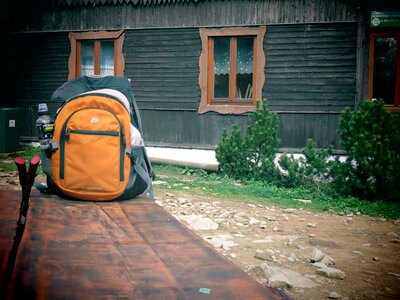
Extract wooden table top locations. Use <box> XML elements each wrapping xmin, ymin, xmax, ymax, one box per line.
<box><xmin>0</xmin><ymin>190</ymin><xmax>289</xmax><ymax>300</ymax></box>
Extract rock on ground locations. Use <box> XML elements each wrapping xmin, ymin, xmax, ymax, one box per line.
<box><xmin>316</xmin><ymin>267</ymin><xmax>346</xmax><ymax>280</ymax></box>
<box><xmin>180</xmin><ymin>214</ymin><xmax>218</xmax><ymax>230</ymax></box>
<box><xmin>258</xmin><ymin>264</ymin><xmax>318</xmax><ymax>289</ymax></box>
<box><xmin>206</xmin><ymin>234</ymin><xmax>238</xmax><ymax>250</ymax></box>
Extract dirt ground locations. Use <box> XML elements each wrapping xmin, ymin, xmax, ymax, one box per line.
<box><xmin>150</xmin><ymin>175</ymin><xmax>400</xmax><ymax>300</ymax></box>
<box><xmin>1</xmin><ymin>169</ymin><xmax>400</xmax><ymax>300</ymax></box>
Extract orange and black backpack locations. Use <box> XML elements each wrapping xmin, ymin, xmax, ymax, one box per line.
<box><xmin>39</xmin><ymin>76</ymin><xmax>154</xmax><ymax>201</ymax></box>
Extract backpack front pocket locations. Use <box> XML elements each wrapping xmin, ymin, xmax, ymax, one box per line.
<box><xmin>58</xmin><ymin>108</ymin><xmax>126</xmax><ymax>195</ymax></box>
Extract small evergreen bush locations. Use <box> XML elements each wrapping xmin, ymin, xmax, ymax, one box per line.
<box><xmin>279</xmin><ymin>139</ymin><xmax>332</xmax><ymax>191</ymax></box>
<box><xmin>216</xmin><ymin>98</ymin><xmax>400</xmax><ymax>202</ymax></box>
<box><xmin>332</xmin><ymin>100</ymin><xmax>400</xmax><ymax>201</ymax></box>
<box><xmin>216</xmin><ymin>124</ymin><xmax>249</xmax><ymax>179</ymax></box>
<box><xmin>216</xmin><ymin>101</ymin><xmax>280</xmax><ymax>181</ymax></box>
<box><xmin>245</xmin><ymin>101</ymin><xmax>280</xmax><ymax>181</ymax></box>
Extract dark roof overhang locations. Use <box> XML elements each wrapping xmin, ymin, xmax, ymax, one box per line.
<box><xmin>48</xmin><ymin>0</ymin><xmax>205</xmax><ymax>6</ymax></box>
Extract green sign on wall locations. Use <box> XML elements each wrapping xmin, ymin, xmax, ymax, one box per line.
<box><xmin>371</xmin><ymin>11</ymin><xmax>400</xmax><ymax>27</ymax></box>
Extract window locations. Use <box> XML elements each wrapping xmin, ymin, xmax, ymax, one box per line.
<box><xmin>198</xmin><ymin>27</ymin><xmax>266</xmax><ymax>114</ymax></box>
<box><xmin>368</xmin><ymin>33</ymin><xmax>400</xmax><ymax>110</ymax></box>
<box><xmin>68</xmin><ymin>30</ymin><xmax>125</xmax><ymax>80</ymax></box>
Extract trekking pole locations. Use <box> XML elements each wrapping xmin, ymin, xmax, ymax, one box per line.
<box><xmin>14</xmin><ymin>157</ymin><xmax>27</xmax><ymax>227</ymax></box>
<box><xmin>15</xmin><ymin>156</ymin><xmax>40</xmax><ymax>227</ymax></box>
<box><xmin>0</xmin><ymin>156</ymin><xmax>41</xmax><ymax>300</ymax></box>
<box><xmin>15</xmin><ymin>157</ymin><xmax>27</xmax><ymax>187</ymax></box>
<box><xmin>21</xmin><ymin>156</ymin><xmax>41</xmax><ymax>224</ymax></box>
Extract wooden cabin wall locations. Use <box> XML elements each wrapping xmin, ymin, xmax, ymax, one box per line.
<box><xmin>2</xmin><ymin>32</ymin><xmax>70</xmax><ymax>138</ymax></box>
<box><xmin>264</xmin><ymin>23</ymin><xmax>357</xmax><ymax>149</ymax></box>
<box><xmin>2</xmin><ymin>21</ymin><xmax>357</xmax><ymax>149</ymax></box>
<box><xmin>2</xmin><ymin>0</ymin><xmax>360</xmax><ymax>150</ymax></box>
<box><xmin>140</xmin><ymin>110</ymin><xmax>340</xmax><ymax>150</ymax></box>
<box><xmin>125</xmin><ymin>28</ymin><xmax>201</xmax><ymax>111</ymax></box>
<box><xmin>264</xmin><ymin>24</ymin><xmax>357</xmax><ymax>112</ymax></box>
<box><xmin>127</xmin><ymin>23</ymin><xmax>356</xmax><ymax>149</ymax></box>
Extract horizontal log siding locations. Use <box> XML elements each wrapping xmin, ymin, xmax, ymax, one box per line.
<box><xmin>264</xmin><ymin>23</ymin><xmax>357</xmax><ymax>112</ymax></box>
<box><xmin>278</xmin><ymin>112</ymin><xmax>340</xmax><ymax>148</ymax></box>
<box><xmin>15</xmin><ymin>0</ymin><xmax>359</xmax><ymax>32</ymax></box>
<box><xmin>126</xmin><ymin>23</ymin><xmax>357</xmax><ymax>113</ymax></box>
<box><xmin>5</xmin><ymin>23</ymin><xmax>356</xmax><ymax>149</ymax></box>
<box><xmin>126</xmin><ymin>24</ymin><xmax>355</xmax><ymax>148</ymax></box>
<box><xmin>140</xmin><ymin>110</ymin><xmax>340</xmax><ymax>149</ymax></box>
<box><xmin>140</xmin><ymin>110</ymin><xmax>248</xmax><ymax>149</ymax></box>
<box><xmin>125</xmin><ymin>29</ymin><xmax>201</xmax><ymax>110</ymax></box>
<box><xmin>2</xmin><ymin>32</ymin><xmax>70</xmax><ymax>137</ymax></box>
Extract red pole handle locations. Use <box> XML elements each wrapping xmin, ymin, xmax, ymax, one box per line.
<box><xmin>27</xmin><ymin>155</ymin><xmax>41</xmax><ymax>189</ymax></box>
<box><xmin>14</xmin><ymin>157</ymin><xmax>27</xmax><ymax>187</ymax></box>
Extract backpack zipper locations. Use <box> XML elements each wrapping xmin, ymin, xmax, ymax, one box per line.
<box><xmin>59</xmin><ymin>108</ymin><xmax>126</xmax><ymax>181</ymax></box>
<box><xmin>65</xmin><ymin>129</ymin><xmax>119</xmax><ymax>141</ymax></box>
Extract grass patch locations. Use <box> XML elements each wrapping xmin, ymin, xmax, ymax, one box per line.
<box><xmin>1</xmin><ymin>151</ymin><xmax>397</xmax><ymax>219</ymax></box>
<box><xmin>0</xmin><ymin>162</ymin><xmax>16</xmax><ymax>172</ymax></box>
<box><xmin>0</xmin><ymin>145</ymin><xmax>41</xmax><ymax>172</ymax></box>
<box><xmin>152</xmin><ymin>164</ymin><xmax>400</xmax><ymax>220</ymax></box>
<box><xmin>8</xmin><ymin>145</ymin><xmax>41</xmax><ymax>160</ymax></box>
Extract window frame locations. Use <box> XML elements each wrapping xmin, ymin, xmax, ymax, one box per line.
<box><xmin>68</xmin><ymin>30</ymin><xmax>125</xmax><ymax>80</ymax></box>
<box><xmin>368</xmin><ymin>32</ymin><xmax>400</xmax><ymax>111</ymax></box>
<box><xmin>198</xmin><ymin>27</ymin><xmax>266</xmax><ymax>114</ymax></box>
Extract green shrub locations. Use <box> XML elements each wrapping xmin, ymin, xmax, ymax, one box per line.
<box><xmin>216</xmin><ymin>100</ymin><xmax>280</xmax><ymax>181</ymax></box>
<box><xmin>216</xmin><ymin>99</ymin><xmax>400</xmax><ymax>202</ymax></box>
<box><xmin>216</xmin><ymin>124</ymin><xmax>249</xmax><ymax>179</ymax></box>
<box><xmin>279</xmin><ymin>139</ymin><xmax>332</xmax><ymax>191</ymax></box>
<box><xmin>245</xmin><ymin>101</ymin><xmax>280</xmax><ymax>181</ymax></box>
<box><xmin>332</xmin><ymin>100</ymin><xmax>400</xmax><ymax>201</ymax></box>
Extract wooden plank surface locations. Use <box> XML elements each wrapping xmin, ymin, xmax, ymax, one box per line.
<box><xmin>0</xmin><ymin>191</ymin><xmax>289</xmax><ymax>299</ymax></box>
<box><xmin>0</xmin><ymin>190</ymin><xmax>21</xmax><ymax>294</ymax></box>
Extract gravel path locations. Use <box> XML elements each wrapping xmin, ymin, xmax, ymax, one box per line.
<box><xmin>153</xmin><ymin>183</ymin><xmax>400</xmax><ymax>300</ymax></box>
